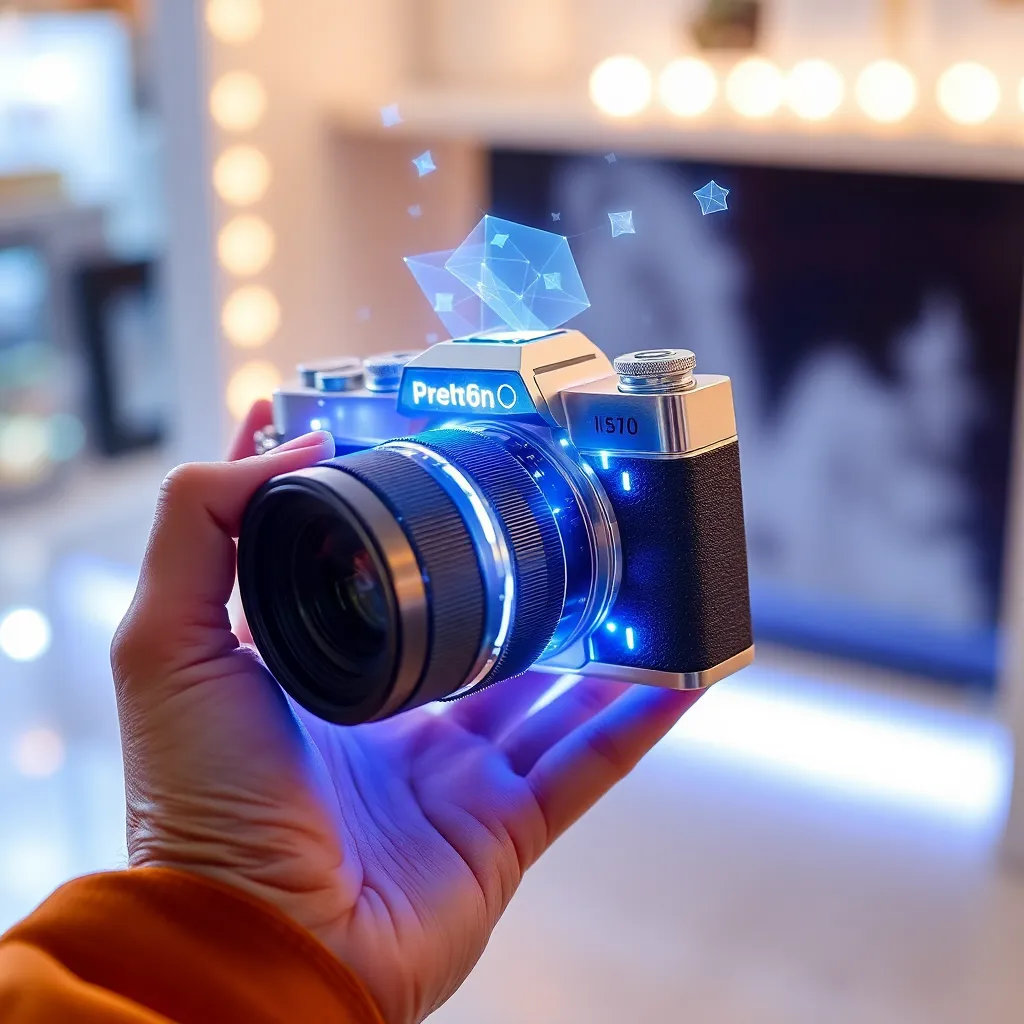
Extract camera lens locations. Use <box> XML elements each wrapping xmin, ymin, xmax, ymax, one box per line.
<box><xmin>240</xmin><ymin>481</ymin><xmax>413</xmax><ymax>722</ymax></box>
<box><xmin>238</xmin><ymin>427</ymin><xmax>613</xmax><ymax>724</ymax></box>
<box><xmin>292</xmin><ymin>513</ymin><xmax>389</xmax><ymax>659</ymax></box>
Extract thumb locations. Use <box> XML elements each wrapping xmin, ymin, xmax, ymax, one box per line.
<box><xmin>125</xmin><ymin>430</ymin><xmax>336</xmax><ymax>643</ymax></box>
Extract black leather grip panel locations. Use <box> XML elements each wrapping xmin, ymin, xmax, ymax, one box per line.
<box><xmin>589</xmin><ymin>441</ymin><xmax>752</xmax><ymax>674</ymax></box>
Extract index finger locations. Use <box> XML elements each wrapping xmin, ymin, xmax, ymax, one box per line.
<box><xmin>228</xmin><ymin>399</ymin><xmax>274</xmax><ymax>462</ymax></box>
<box><xmin>526</xmin><ymin>686</ymin><xmax>703</xmax><ymax>843</ymax></box>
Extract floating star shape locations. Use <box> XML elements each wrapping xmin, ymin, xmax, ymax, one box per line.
<box><xmin>608</xmin><ymin>210</ymin><xmax>635</xmax><ymax>237</ymax></box>
<box><xmin>412</xmin><ymin>150</ymin><xmax>436</xmax><ymax>177</ymax></box>
<box><xmin>380</xmin><ymin>103</ymin><xmax>402</xmax><ymax>128</ymax></box>
<box><xmin>694</xmin><ymin>180</ymin><xmax>730</xmax><ymax>215</ymax></box>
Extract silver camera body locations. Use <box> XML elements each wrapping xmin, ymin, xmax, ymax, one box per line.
<box><xmin>257</xmin><ymin>329</ymin><xmax>753</xmax><ymax>695</ymax></box>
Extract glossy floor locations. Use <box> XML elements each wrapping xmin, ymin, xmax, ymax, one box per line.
<box><xmin>1</xmin><ymin>456</ymin><xmax>1022</xmax><ymax>1023</ymax></box>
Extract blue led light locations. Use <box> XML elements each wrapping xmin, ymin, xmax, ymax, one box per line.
<box><xmin>599</xmin><ymin>451</ymin><xmax>610</xmax><ymax>469</ymax></box>
<box><xmin>622</xmin><ymin>471</ymin><xmax>631</xmax><ymax>491</ymax></box>
<box><xmin>559</xmin><ymin>437</ymin><xmax>570</xmax><ymax>447</ymax></box>
<box><xmin>605</xmin><ymin>622</ymin><xmax>617</xmax><ymax>633</ymax></box>
<box><xmin>625</xmin><ymin>627</ymin><xmax>635</xmax><ymax>650</ymax></box>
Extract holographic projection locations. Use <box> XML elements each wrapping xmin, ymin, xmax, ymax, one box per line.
<box><xmin>405</xmin><ymin>216</ymin><xmax>591</xmax><ymax>338</ymax></box>
<box><xmin>694</xmin><ymin>180</ymin><xmax>730</xmax><ymax>215</ymax></box>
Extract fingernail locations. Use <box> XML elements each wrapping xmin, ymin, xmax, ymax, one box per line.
<box><xmin>271</xmin><ymin>430</ymin><xmax>334</xmax><ymax>454</ymax></box>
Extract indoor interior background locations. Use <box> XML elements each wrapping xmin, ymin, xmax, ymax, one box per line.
<box><xmin>3</xmin><ymin>1</ymin><xmax>1024</xmax><ymax>1020</ymax></box>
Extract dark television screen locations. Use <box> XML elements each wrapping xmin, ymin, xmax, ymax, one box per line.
<box><xmin>489</xmin><ymin>151</ymin><xmax>1024</xmax><ymax>687</ymax></box>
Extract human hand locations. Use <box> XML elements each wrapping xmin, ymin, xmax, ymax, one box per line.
<box><xmin>112</xmin><ymin>402</ymin><xmax>702</xmax><ymax>1024</ymax></box>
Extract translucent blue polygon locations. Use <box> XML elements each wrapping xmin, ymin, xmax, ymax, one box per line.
<box><xmin>405</xmin><ymin>215</ymin><xmax>590</xmax><ymax>338</ymax></box>
<box><xmin>405</xmin><ymin>248</ymin><xmax>508</xmax><ymax>339</ymax></box>
<box><xmin>413</xmin><ymin>151</ymin><xmax>436</xmax><ymax>177</ymax></box>
<box><xmin>608</xmin><ymin>211</ymin><xmax>635</xmax><ymax>237</ymax></box>
<box><xmin>408</xmin><ymin>204</ymin><xmax>422</xmax><ymax>218</ymax></box>
<box><xmin>694</xmin><ymin>180</ymin><xmax>729</xmax><ymax>215</ymax></box>
<box><xmin>551</xmin><ymin>212</ymin><xmax>561</xmax><ymax>222</ymax></box>
<box><xmin>605</xmin><ymin>152</ymin><xmax>617</xmax><ymax>164</ymax></box>
<box><xmin>380</xmin><ymin>103</ymin><xmax>402</xmax><ymax>128</ymax></box>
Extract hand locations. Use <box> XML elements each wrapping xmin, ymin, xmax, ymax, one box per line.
<box><xmin>112</xmin><ymin>402</ymin><xmax>702</xmax><ymax>1024</ymax></box>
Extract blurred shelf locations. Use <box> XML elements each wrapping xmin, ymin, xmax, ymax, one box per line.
<box><xmin>332</xmin><ymin>89</ymin><xmax>1024</xmax><ymax>181</ymax></box>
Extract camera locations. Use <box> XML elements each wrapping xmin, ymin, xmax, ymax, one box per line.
<box><xmin>238</xmin><ymin>329</ymin><xmax>753</xmax><ymax>725</ymax></box>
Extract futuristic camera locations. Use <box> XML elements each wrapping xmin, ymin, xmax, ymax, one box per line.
<box><xmin>236</xmin><ymin>218</ymin><xmax>752</xmax><ymax>725</ymax></box>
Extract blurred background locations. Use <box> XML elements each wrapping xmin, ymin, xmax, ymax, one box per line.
<box><xmin>3</xmin><ymin>0</ymin><xmax>1024</xmax><ymax>1019</ymax></box>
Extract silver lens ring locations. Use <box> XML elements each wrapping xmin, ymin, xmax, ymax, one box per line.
<box><xmin>382</xmin><ymin>441</ymin><xmax>515</xmax><ymax>695</ymax></box>
<box><xmin>471</xmin><ymin>422</ymin><xmax>621</xmax><ymax>654</ymax></box>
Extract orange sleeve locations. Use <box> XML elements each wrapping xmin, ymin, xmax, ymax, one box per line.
<box><xmin>0</xmin><ymin>868</ymin><xmax>385</xmax><ymax>1024</ymax></box>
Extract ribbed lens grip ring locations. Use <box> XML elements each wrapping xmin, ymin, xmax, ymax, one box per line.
<box><xmin>337</xmin><ymin>448</ymin><xmax>487</xmax><ymax>707</ymax></box>
<box><xmin>400</xmin><ymin>428</ymin><xmax>566</xmax><ymax>689</ymax></box>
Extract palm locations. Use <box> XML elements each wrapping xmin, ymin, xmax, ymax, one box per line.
<box><xmin>117</xmin><ymin>404</ymin><xmax>703</xmax><ymax>1024</ymax></box>
<box><xmin>305</xmin><ymin>702</ymin><xmax>545</xmax><ymax>1021</ymax></box>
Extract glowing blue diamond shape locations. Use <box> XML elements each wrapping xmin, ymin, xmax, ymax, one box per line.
<box><xmin>405</xmin><ymin>248</ymin><xmax>507</xmax><ymax>339</ymax></box>
<box><xmin>380</xmin><ymin>103</ymin><xmax>402</xmax><ymax>128</ymax></box>
<box><xmin>694</xmin><ymin>180</ymin><xmax>729</xmax><ymax>215</ymax></box>
<box><xmin>413</xmin><ymin>150</ymin><xmax>436</xmax><ymax>177</ymax></box>
<box><xmin>551</xmin><ymin>212</ymin><xmax>561</xmax><ymax>222</ymax></box>
<box><xmin>609</xmin><ymin>210</ymin><xmax>635</xmax><ymax>237</ymax></box>
<box><xmin>436</xmin><ymin>215</ymin><xmax>590</xmax><ymax>334</ymax></box>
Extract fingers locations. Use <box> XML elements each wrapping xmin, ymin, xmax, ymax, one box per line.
<box><xmin>125</xmin><ymin>430</ymin><xmax>335</xmax><ymax>634</ymax></box>
<box><xmin>227</xmin><ymin>399</ymin><xmax>274</xmax><ymax>461</ymax></box>
<box><xmin>501</xmin><ymin>675</ymin><xmax>629</xmax><ymax>775</ymax></box>
<box><xmin>527</xmin><ymin>687</ymin><xmax>703</xmax><ymax>843</ymax></box>
<box><xmin>444</xmin><ymin>671</ymin><xmax>558</xmax><ymax>742</ymax></box>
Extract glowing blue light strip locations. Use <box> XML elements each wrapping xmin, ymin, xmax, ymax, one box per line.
<box><xmin>625</xmin><ymin>627</ymin><xmax>635</xmax><ymax>650</ymax></box>
<box><xmin>600</xmin><ymin>451</ymin><xmax>610</xmax><ymax>469</ymax></box>
<box><xmin>666</xmin><ymin>666</ymin><xmax>1008</xmax><ymax>824</ymax></box>
<box><xmin>621</xmin><ymin>472</ymin><xmax>631</xmax><ymax>492</ymax></box>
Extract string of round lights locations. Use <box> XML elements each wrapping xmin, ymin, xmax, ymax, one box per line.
<box><xmin>205</xmin><ymin>0</ymin><xmax>282</xmax><ymax>421</ymax></box>
<box><xmin>592</xmin><ymin>53</ymin><xmax>1012</xmax><ymax>128</ymax></box>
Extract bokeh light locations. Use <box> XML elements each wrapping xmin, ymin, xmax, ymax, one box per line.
<box><xmin>855</xmin><ymin>60</ymin><xmax>918</xmax><ymax>123</ymax></box>
<box><xmin>0</xmin><ymin>415</ymin><xmax>51</xmax><ymax>481</ymax></box>
<box><xmin>659</xmin><ymin>58</ymin><xmax>718</xmax><ymax>117</ymax></box>
<box><xmin>226</xmin><ymin>361</ymin><xmax>281</xmax><ymax>420</ymax></box>
<box><xmin>12</xmin><ymin>728</ymin><xmax>65</xmax><ymax>778</ymax></box>
<box><xmin>47</xmin><ymin>414</ymin><xmax>86</xmax><ymax>462</ymax></box>
<box><xmin>0</xmin><ymin>608</ymin><xmax>51</xmax><ymax>662</ymax></box>
<box><xmin>209</xmin><ymin>71</ymin><xmax>266</xmax><ymax>131</ymax></box>
<box><xmin>785</xmin><ymin>59</ymin><xmax>845</xmax><ymax>121</ymax></box>
<box><xmin>213</xmin><ymin>145</ymin><xmax>271</xmax><ymax>205</ymax></box>
<box><xmin>218</xmin><ymin>215</ymin><xmax>275</xmax><ymax>276</ymax></box>
<box><xmin>937</xmin><ymin>62</ymin><xmax>1000</xmax><ymax>125</ymax></box>
<box><xmin>589</xmin><ymin>55</ymin><xmax>653</xmax><ymax>118</ymax></box>
<box><xmin>222</xmin><ymin>285</ymin><xmax>280</xmax><ymax>348</ymax></box>
<box><xmin>205</xmin><ymin>0</ymin><xmax>263</xmax><ymax>44</ymax></box>
<box><xmin>726</xmin><ymin>57</ymin><xmax>784</xmax><ymax>119</ymax></box>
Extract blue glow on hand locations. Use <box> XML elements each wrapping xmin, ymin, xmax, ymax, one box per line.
<box><xmin>621</xmin><ymin>471</ymin><xmax>631</xmax><ymax>492</ymax></box>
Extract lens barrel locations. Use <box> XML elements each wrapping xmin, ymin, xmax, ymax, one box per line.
<box><xmin>238</xmin><ymin>428</ymin><xmax>568</xmax><ymax>724</ymax></box>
